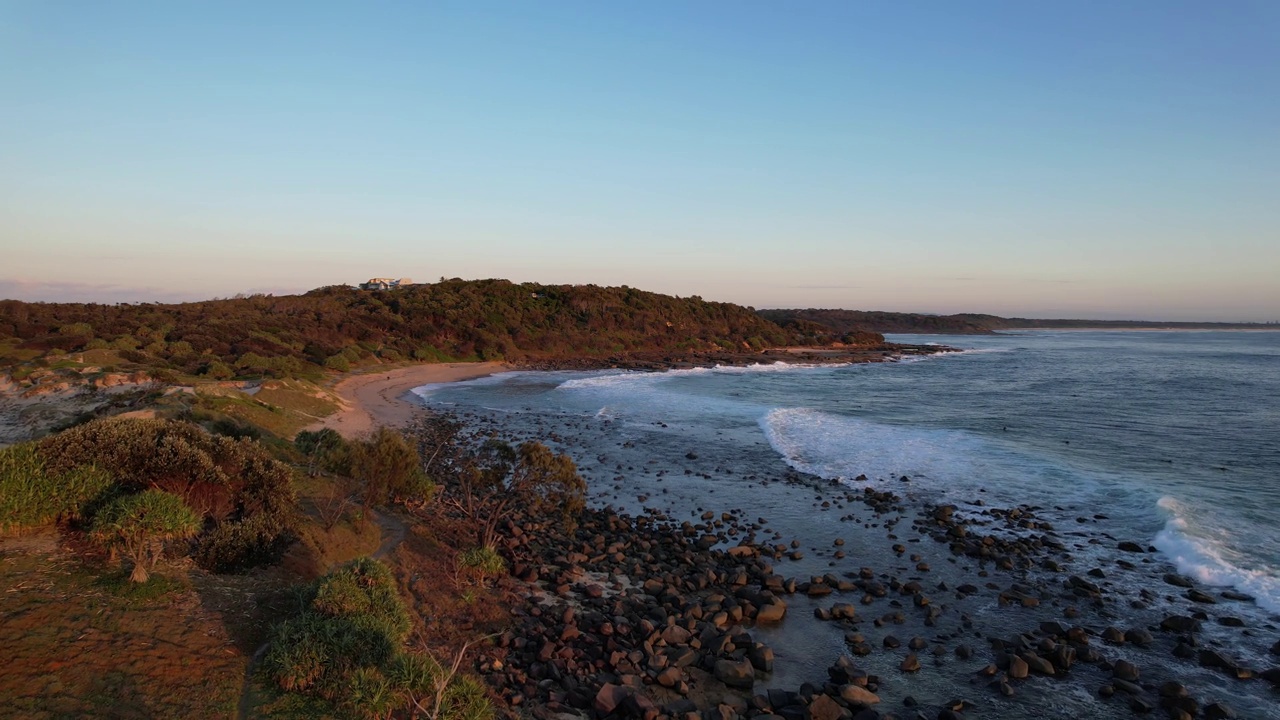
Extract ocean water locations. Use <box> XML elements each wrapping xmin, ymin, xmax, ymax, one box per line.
<box><xmin>415</xmin><ymin>330</ymin><xmax>1280</xmax><ymax>716</ymax></box>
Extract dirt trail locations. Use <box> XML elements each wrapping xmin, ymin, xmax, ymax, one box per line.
<box><xmin>236</xmin><ymin>508</ymin><xmax>408</xmax><ymax>719</ymax></box>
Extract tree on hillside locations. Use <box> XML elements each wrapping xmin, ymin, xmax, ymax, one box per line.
<box><xmin>350</xmin><ymin>427</ymin><xmax>436</xmax><ymax>511</ymax></box>
<box><xmin>444</xmin><ymin>440</ymin><xmax>586</xmax><ymax>547</ymax></box>
<box><xmin>90</xmin><ymin>489</ymin><xmax>201</xmax><ymax>582</ymax></box>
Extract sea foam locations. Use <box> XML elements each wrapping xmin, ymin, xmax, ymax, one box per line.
<box><xmin>555</xmin><ymin>362</ymin><xmax>844</xmax><ymax>391</ymax></box>
<box><xmin>1153</xmin><ymin>496</ymin><xmax>1280</xmax><ymax>613</ymax></box>
<box><xmin>757</xmin><ymin>407</ymin><xmax>1139</xmax><ymax>512</ymax></box>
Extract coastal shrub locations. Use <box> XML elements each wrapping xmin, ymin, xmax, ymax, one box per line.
<box><xmin>265</xmin><ymin>557</ymin><xmax>492</xmax><ymax>720</ymax></box>
<box><xmin>264</xmin><ymin>558</ymin><xmax>409</xmax><ymax>696</ymax></box>
<box><xmin>37</xmin><ymin>417</ymin><xmax>297</xmax><ymax>571</ymax></box>
<box><xmin>388</xmin><ymin>653</ymin><xmax>492</xmax><ymax>720</ymax></box>
<box><xmin>349</xmin><ymin>427</ymin><xmax>435</xmax><ymax>508</ymax></box>
<box><xmin>455</xmin><ymin>545</ymin><xmax>506</xmax><ymax>587</ymax></box>
<box><xmin>194</xmin><ymin>512</ymin><xmax>292</xmax><ymax>573</ymax></box>
<box><xmin>201</xmin><ymin>360</ymin><xmax>234</xmax><ymax>379</ymax></box>
<box><xmin>89</xmin><ymin>489</ymin><xmax>201</xmax><ymax>583</ymax></box>
<box><xmin>58</xmin><ymin>322</ymin><xmax>94</xmax><ymax>337</ymax></box>
<box><xmin>295</xmin><ymin>428</ymin><xmax>353</xmax><ymax>477</ymax></box>
<box><xmin>0</xmin><ymin>444</ymin><xmax>115</xmax><ymax>534</ymax></box>
<box><xmin>444</xmin><ymin>440</ymin><xmax>585</xmax><ymax>547</ymax></box>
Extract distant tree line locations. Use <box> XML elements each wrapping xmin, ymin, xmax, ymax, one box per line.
<box><xmin>0</xmin><ymin>279</ymin><xmax>799</xmax><ymax>379</ymax></box>
<box><xmin>759</xmin><ymin>308</ymin><xmax>1271</xmax><ymax>335</ymax></box>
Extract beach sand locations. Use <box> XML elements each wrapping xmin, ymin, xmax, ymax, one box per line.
<box><xmin>306</xmin><ymin>362</ymin><xmax>510</xmax><ymax>438</ymax></box>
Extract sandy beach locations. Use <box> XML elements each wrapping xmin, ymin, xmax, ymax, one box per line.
<box><xmin>306</xmin><ymin>361</ymin><xmax>510</xmax><ymax>438</ymax></box>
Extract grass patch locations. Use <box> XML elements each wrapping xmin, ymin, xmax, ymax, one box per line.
<box><xmin>0</xmin><ymin>443</ymin><xmax>115</xmax><ymax>534</ymax></box>
<box><xmin>254</xmin><ymin>380</ymin><xmax>340</xmax><ymax>419</ymax></box>
<box><xmin>0</xmin><ymin>549</ymin><xmax>246</xmax><ymax>717</ymax></box>
<box><xmin>194</xmin><ymin>382</ymin><xmax>336</xmax><ymax>439</ymax></box>
<box><xmin>94</xmin><ymin>568</ymin><xmax>187</xmax><ymax>603</ymax></box>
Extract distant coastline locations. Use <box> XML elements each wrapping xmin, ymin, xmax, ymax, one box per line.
<box><xmin>760</xmin><ymin>308</ymin><xmax>1276</xmax><ymax>335</ymax></box>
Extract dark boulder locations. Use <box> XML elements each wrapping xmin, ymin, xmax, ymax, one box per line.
<box><xmin>1160</xmin><ymin>615</ymin><xmax>1202</xmax><ymax>633</ymax></box>
<box><xmin>715</xmin><ymin>658</ymin><xmax>756</xmax><ymax>689</ymax></box>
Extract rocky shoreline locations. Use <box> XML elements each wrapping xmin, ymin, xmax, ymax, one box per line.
<box><xmin>411</xmin><ymin>399</ymin><xmax>1280</xmax><ymax>720</ymax></box>
<box><xmin>512</xmin><ymin>344</ymin><xmax>949</xmax><ymax>373</ymax></box>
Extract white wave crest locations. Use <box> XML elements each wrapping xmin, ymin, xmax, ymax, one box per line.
<box><xmin>893</xmin><ymin>347</ymin><xmax>1012</xmax><ymax>364</ymax></box>
<box><xmin>1153</xmin><ymin>496</ymin><xmax>1280</xmax><ymax>613</ymax></box>
<box><xmin>758</xmin><ymin>408</ymin><xmax>986</xmax><ymax>485</ymax></box>
<box><xmin>556</xmin><ymin>362</ymin><xmax>843</xmax><ymax>391</ymax></box>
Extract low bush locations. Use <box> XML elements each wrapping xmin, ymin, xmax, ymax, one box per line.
<box><xmin>36</xmin><ymin>417</ymin><xmax>297</xmax><ymax>571</ymax></box>
<box><xmin>350</xmin><ymin>427</ymin><xmax>436</xmax><ymax>508</ymax></box>
<box><xmin>455</xmin><ymin>546</ymin><xmax>506</xmax><ymax>587</ymax></box>
<box><xmin>194</xmin><ymin>512</ymin><xmax>293</xmax><ymax>573</ymax></box>
<box><xmin>264</xmin><ymin>558</ymin><xmax>491</xmax><ymax>720</ymax></box>
<box><xmin>89</xmin><ymin>489</ymin><xmax>201</xmax><ymax>583</ymax></box>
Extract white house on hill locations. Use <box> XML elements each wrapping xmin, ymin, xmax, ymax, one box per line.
<box><xmin>358</xmin><ymin>277</ymin><xmax>413</xmax><ymax>290</ymax></box>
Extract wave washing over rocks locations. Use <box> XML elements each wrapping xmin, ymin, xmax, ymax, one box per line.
<box><xmin>420</xmin><ymin>333</ymin><xmax>1280</xmax><ymax>720</ymax></box>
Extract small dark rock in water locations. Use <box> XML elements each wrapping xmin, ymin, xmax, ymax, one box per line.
<box><xmin>1199</xmin><ymin>649</ymin><xmax>1249</xmax><ymax>678</ymax></box>
<box><xmin>1220</xmin><ymin>589</ymin><xmax>1253</xmax><ymax>601</ymax></box>
<box><xmin>1163</xmin><ymin>573</ymin><xmax>1194</xmax><ymax>587</ymax></box>
<box><xmin>1203</xmin><ymin>702</ymin><xmax>1238</xmax><ymax>719</ymax></box>
<box><xmin>685</xmin><ymin>451</ymin><xmax>699</xmax><ymax>460</ymax></box>
<box><xmin>804</xmin><ymin>694</ymin><xmax>844</xmax><ymax>720</ymax></box>
<box><xmin>1007</xmin><ymin>655</ymin><xmax>1029</xmax><ymax>679</ymax></box>
<box><xmin>1113</xmin><ymin>660</ymin><xmax>1140</xmax><ymax>682</ymax></box>
<box><xmin>1187</xmin><ymin>588</ymin><xmax>1217</xmax><ymax>604</ymax></box>
<box><xmin>1102</xmin><ymin>627</ymin><xmax>1126</xmax><ymax>644</ymax></box>
<box><xmin>1160</xmin><ymin>615</ymin><xmax>1203</xmax><ymax>633</ymax></box>
<box><xmin>1158</xmin><ymin>681</ymin><xmax>1187</xmax><ymax>699</ymax></box>
<box><xmin>1118</xmin><ymin>541</ymin><xmax>1146</xmax><ymax>553</ymax></box>
<box><xmin>1217</xmin><ymin>616</ymin><xmax>1245</xmax><ymax>627</ymax></box>
<box><xmin>1124</xmin><ymin>628</ymin><xmax>1154</xmax><ymax>646</ymax></box>
<box><xmin>714</xmin><ymin>658</ymin><xmax>755</xmax><ymax>689</ymax></box>
<box><xmin>899</xmin><ymin>653</ymin><xmax>921</xmax><ymax>672</ymax></box>
<box><xmin>1272</xmin><ymin>640</ymin><xmax>1280</xmax><ymax>656</ymax></box>
<box><xmin>1128</xmin><ymin>697</ymin><xmax>1153</xmax><ymax>714</ymax></box>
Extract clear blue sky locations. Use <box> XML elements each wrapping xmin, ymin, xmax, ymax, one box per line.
<box><xmin>2</xmin><ymin>1</ymin><xmax>1277</xmax><ymax>320</ymax></box>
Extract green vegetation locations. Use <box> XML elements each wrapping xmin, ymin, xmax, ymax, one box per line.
<box><xmin>294</xmin><ymin>427</ymin><xmax>436</xmax><ymax>530</ymax></box>
<box><xmin>350</xmin><ymin>427</ymin><xmax>436</xmax><ymax>509</ymax></box>
<box><xmin>263</xmin><ymin>557</ymin><xmax>491</xmax><ymax>720</ymax></box>
<box><xmin>0</xmin><ymin>279</ymin><xmax>799</xmax><ymax>383</ymax></box>
<box><xmin>455</xmin><ymin>545</ymin><xmax>506</xmax><ymax>587</ymax></box>
<box><xmin>0</xmin><ymin>444</ymin><xmax>114</xmax><ymax>534</ymax></box>
<box><xmin>760</xmin><ymin>308</ymin><xmax>1274</xmax><ymax>335</ymax></box>
<box><xmin>3</xmin><ymin>417</ymin><xmax>298</xmax><ymax>572</ymax></box>
<box><xmin>440</xmin><ymin>433</ymin><xmax>587</xmax><ymax>547</ymax></box>
<box><xmin>89</xmin><ymin>489</ymin><xmax>201</xmax><ymax>583</ymax></box>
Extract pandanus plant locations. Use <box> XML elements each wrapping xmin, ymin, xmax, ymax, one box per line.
<box><xmin>90</xmin><ymin>489</ymin><xmax>200</xmax><ymax>582</ymax></box>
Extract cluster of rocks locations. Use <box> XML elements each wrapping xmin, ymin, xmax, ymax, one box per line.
<box><xmin>430</xmin><ymin>406</ymin><xmax>1280</xmax><ymax>720</ymax></box>
<box><xmin>480</xmin><ymin>505</ymin><xmax>794</xmax><ymax>715</ymax></box>
<box><xmin>915</xmin><ymin>504</ymin><xmax>1069</xmax><ymax>574</ymax></box>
